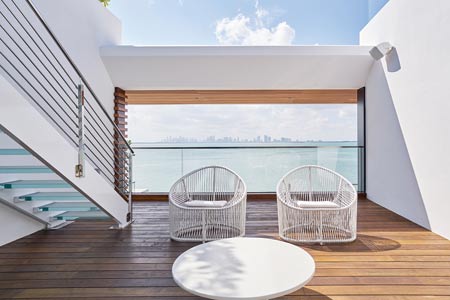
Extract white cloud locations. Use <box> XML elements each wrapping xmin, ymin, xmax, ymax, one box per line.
<box><xmin>255</xmin><ymin>0</ymin><xmax>269</xmax><ymax>26</ymax></box>
<box><xmin>215</xmin><ymin>1</ymin><xmax>295</xmax><ymax>46</ymax></box>
<box><xmin>255</xmin><ymin>7</ymin><xmax>268</xmax><ymax>19</ymax></box>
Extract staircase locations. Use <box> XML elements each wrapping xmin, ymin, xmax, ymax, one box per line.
<box><xmin>0</xmin><ymin>0</ymin><xmax>133</xmax><ymax>244</ymax></box>
<box><xmin>0</xmin><ymin>131</ymin><xmax>109</xmax><ymax>229</ymax></box>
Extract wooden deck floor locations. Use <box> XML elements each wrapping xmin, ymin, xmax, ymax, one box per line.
<box><xmin>0</xmin><ymin>198</ymin><xmax>449</xmax><ymax>299</ymax></box>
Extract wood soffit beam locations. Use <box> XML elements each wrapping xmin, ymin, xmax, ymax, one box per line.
<box><xmin>125</xmin><ymin>90</ymin><xmax>358</xmax><ymax>105</ymax></box>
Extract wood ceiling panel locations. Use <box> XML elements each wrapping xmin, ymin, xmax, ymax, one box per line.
<box><xmin>126</xmin><ymin>90</ymin><xmax>357</xmax><ymax>105</ymax></box>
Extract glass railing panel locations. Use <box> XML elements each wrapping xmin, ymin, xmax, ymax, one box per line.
<box><xmin>133</xmin><ymin>145</ymin><xmax>363</xmax><ymax>193</ymax></box>
<box><xmin>133</xmin><ymin>148</ymin><xmax>183</xmax><ymax>192</ymax></box>
<box><xmin>182</xmin><ymin>147</ymin><xmax>360</xmax><ymax>192</ymax></box>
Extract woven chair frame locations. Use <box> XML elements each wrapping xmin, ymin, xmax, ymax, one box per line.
<box><xmin>169</xmin><ymin>166</ymin><xmax>247</xmax><ymax>242</ymax></box>
<box><xmin>277</xmin><ymin>165</ymin><xmax>357</xmax><ymax>244</ymax></box>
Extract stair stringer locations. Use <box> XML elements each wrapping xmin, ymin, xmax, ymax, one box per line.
<box><xmin>0</xmin><ymin>201</ymin><xmax>45</xmax><ymax>246</ymax></box>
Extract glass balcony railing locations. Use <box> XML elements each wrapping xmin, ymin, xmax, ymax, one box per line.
<box><xmin>132</xmin><ymin>144</ymin><xmax>365</xmax><ymax>193</ymax></box>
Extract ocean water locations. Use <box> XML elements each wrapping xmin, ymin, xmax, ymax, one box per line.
<box><xmin>132</xmin><ymin>141</ymin><xmax>361</xmax><ymax>193</ymax></box>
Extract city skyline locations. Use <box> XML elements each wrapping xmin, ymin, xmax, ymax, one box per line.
<box><xmin>133</xmin><ymin>134</ymin><xmax>355</xmax><ymax>144</ymax></box>
<box><xmin>128</xmin><ymin>104</ymin><xmax>358</xmax><ymax>143</ymax></box>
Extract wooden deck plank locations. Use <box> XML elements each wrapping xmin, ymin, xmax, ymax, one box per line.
<box><xmin>0</xmin><ymin>198</ymin><xmax>448</xmax><ymax>299</ymax></box>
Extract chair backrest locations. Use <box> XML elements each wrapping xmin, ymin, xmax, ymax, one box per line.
<box><xmin>277</xmin><ymin>165</ymin><xmax>356</xmax><ymax>207</ymax></box>
<box><xmin>170</xmin><ymin>166</ymin><xmax>245</xmax><ymax>203</ymax></box>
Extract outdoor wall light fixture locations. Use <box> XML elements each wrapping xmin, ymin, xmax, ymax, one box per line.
<box><xmin>370</xmin><ymin>42</ymin><xmax>393</xmax><ymax>60</ymax></box>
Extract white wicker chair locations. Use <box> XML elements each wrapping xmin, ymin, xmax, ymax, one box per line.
<box><xmin>169</xmin><ymin>166</ymin><xmax>247</xmax><ymax>242</ymax></box>
<box><xmin>277</xmin><ymin>165</ymin><xmax>357</xmax><ymax>244</ymax></box>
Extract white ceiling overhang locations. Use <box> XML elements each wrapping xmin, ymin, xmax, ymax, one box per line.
<box><xmin>100</xmin><ymin>46</ymin><xmax>374</xmax><ymax>90</ymax></box>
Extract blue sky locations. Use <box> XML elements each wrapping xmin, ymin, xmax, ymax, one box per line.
<box><xmin>109</xmin><ymin>0</ymin><xmax>389</xmax><ymax>46</ymax></box>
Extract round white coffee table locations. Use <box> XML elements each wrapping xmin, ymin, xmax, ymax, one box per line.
<box><xmin>172</xmin><ymin>237</ymin><xmax>315</xmax><ymax>300</ymax></box>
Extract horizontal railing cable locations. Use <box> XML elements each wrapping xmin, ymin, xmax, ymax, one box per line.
<box><xmin>0</xmin><ymin>25</ymin><xmax>78</xmax><ymax>126</ymax></box>
<box><xmin>1</xmin><ymin>0</ymin><xmax>78</xmax><ymax>106</ymax></box>
<box><xmin>0</xmin><ymin>62</ymin><xmax>78</xmax><ymax>147</ymax></box>
<box><xmin>7</xmin><ymin>0</ymin><xmax>78</xmax><ymax>89</ymax></box>
<box><xmin>84</xmin><ymin>100</ymin><xmax>116</xmax><ymax>141</ymax></box>
<box><xmin>0</xmin><ymin>47</ymin><xmax>78</xmax><ymax>142</ymax></box>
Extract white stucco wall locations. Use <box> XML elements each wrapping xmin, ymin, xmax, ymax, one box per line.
<box><xmin>361</xmin><ymin>0</ymin><xmax>450</xmax><ymax>239</ymax></box>
<box><xmin>34</xmin><ymin>0</ymin><xmax>121</xmax><ymax>114</ymax></box>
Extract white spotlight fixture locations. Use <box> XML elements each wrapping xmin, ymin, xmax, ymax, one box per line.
<box><xmin>370</xmin><ymin>42</ymin><xmax>393</xmax><ymax>60</ymax></box>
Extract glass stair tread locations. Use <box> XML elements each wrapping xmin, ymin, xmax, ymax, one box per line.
<box><xmin>53</xmin><ymin>211</ymin><xmax>109</xmax><ymax>221</ymax></box>
<box><xmin>0</xmin><ymin>180</ymin><xmax>71</xmax><ymax>189</ymax></box>
<box><xmin>0</xmin><ymin>149</ymin><xmax>29</xmax><ymax>155</ymax></box>
<box><xmin>18</xmin><ymin>192</ymin><xmax>85</xmax><ymax>201</ymax></box>
<box><xmin>37</xmin><ymin>202</ymin><xmax>98</xmax><ymax>212</ymax></box>
<box><xmin>0</xmin><ymin>166</ymin><xmax>52</xmax><ymax>174</ymax></box>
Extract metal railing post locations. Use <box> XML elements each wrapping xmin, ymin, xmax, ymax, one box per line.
<box><xmin>75</xmin><ymin>84</ymin><xmax>85</xmax><ymax>177</ymax></box>
<box><xmin>358</xmin><ymin>147</ymin><xmax>366</xmax><ymax>193</ymax></box>
<box><xmin>127</xmin><ymin>152</ymin><xmax>133</xmax><ymax>223</ymax></box>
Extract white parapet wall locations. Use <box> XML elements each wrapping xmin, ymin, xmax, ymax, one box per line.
<box><xmin>361</xmin><ymin>0</ymin><xmax>450</xmax><ymax>239</ymax></box>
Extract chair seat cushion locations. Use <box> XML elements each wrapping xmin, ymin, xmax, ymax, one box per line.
<box><xmin>296</xmin><ymin>200</ymin><xmax>340</xmax><ymax>208</ymax></box>
<box><xmin>184</xmin><ymin>200</ymin><xmax>227</xmax><ymax>208</ymax></box>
